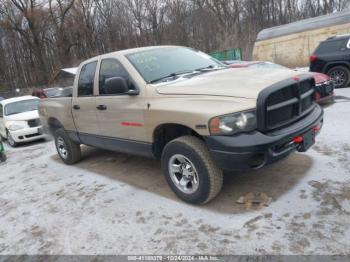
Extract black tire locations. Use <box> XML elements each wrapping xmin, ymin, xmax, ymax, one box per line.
<box><xmin>327</xmin><ymin>66</ymin><xmax>350</xmax><ymax>88</ymax></box>
<box><xmin>161</xmin><ymin>136</ymin><xmax>223</xmax><ymax>205</ymax></box>
<box><xmin>6</xmin><ymin>130</ymin><xmax>17</xmax><ymax>147</ymax></box>
<box><xmin>54</xmin><ymin>128</ymin><xmax>81</xmax><ymax>165</ymax></box>
<box><xmin>0</xmin><ymin>152</ymin><xmax>7</xmax><ymax>162</ymax></box>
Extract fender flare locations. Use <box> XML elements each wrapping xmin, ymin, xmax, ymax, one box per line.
<box><xmin>324</xmin><ymin>61</ymin><xmax>350</xmax><ymax>73</ymax></box>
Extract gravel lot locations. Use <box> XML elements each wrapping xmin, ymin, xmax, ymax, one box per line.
<box><xmin>0</xmin><ymin>88</ymin><xmax>349</xmax><ymax>255</ymax></box>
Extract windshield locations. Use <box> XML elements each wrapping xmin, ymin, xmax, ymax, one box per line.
<box><xmin>126</xmin><ymin>47</ymin><xmax>225</xmax><ymax>83</ymax></box>
<box><xmin>5</xmin><ymin>99</ymin><xmax>39</xmax><ymax>116</ymax></box>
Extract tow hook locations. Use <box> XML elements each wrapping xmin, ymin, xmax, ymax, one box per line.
<box><xmin>293</xmin><ymin>136</ymin><xmax>303</xmax><ymax>144</ymax></box>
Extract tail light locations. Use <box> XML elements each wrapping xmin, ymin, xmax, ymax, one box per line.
<box><xmin>309</xmin><ymin>55</ymin><xmax>317</xmax><ymax>62</ymax></box>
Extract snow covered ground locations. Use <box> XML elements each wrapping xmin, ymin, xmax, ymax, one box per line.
<box><xmin>0</xmin><ymin>88</ymin><xmax>349</xmax><ymax>255</ymax></box>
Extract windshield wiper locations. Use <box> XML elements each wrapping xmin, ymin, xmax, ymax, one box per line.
<box><xmin>194</xmin><ymin>65</ymin><xmax>226</xmax><ymax>72</ymax></box>
<box><xmin>149</xmin><ymin>70</ymin><xmax>194</xmax><ymax>84</ymax></box>
<box><xmin>195</xmin><ymin>65</ymin><xmax>215</xmax><ymax>71</ymax></box>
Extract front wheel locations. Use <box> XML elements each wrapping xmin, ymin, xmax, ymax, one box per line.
<box><xmin>54</xmin><ymin>128</ymin><xmax>81</xmax><ymax>165</ymax></box>
<box><xmin>161</xmin><ymin>136</ymin><xmax>223</xmax><ymax>205</ymax></box>
<box><xmin>6</xmin><ymin>131</ymin><xmax>17</xmax><ymax>147</ymax></box>
<box><xmin>327</xmin><ymin>66</ymin><xmax>350</xmax><ymax>88</ymax></box>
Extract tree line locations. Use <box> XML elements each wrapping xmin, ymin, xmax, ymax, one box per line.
<box><xmin>0</xmin><ymin>0</ymin><xmax>349</xmax><ymax>94</ymax></box>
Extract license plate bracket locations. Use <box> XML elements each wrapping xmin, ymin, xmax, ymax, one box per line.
<box><xmin>297</xmin><ymin>129</ymin><xmax>315</xmax><ymax>152</ymax></box>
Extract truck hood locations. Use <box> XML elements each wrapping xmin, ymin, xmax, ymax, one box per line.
<box><xmin>5</xmin><ymin>110</ymin><xmax>39</xmax><ymax>121</ymax></box>
<box><xmin>155</xmin><ymin>68</ymin><xmax>299</xmax><ymax>99</ymax></box>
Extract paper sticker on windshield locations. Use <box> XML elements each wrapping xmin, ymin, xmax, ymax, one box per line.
<box><xmin>130</xmin><ymin>53</ymin><xmax>159</xmax><ymax>72</ymax></box>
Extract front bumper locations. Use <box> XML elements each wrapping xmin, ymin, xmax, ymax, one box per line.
<box><xmin>9</xmin><ymin>126</ymin><xmax>46</xmax><ymax>143</ymax></box>
<box><xmin>204</xmin><ymin>105</ymin><xmax>323</xmax><ymax>171</ymax></box>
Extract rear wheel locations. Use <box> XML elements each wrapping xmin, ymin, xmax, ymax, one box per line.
<box><xmin>161</xmin><ymin>136</ymin><xmax>223</xmax><ymax>205</ymax></box>
<box><xmin>327</xmin><ymin>66</ymin><xmax>350</xmax><ymax>88</ymax></box>
<box><xmin>54</xmin><ymin>128</ymin><xmax>81</xmax><ymax>165</ymax></box>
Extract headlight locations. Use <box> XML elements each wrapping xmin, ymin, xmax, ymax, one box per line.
<box><xmin>209</xmin><ymin>110</ymin><xmax>257</xmax><ymax>135</ymax></box>
<box><xmin>7</xmin><ymin>121</ymin><xmax>26</xmax><ymax>131</ymax></box>
<box><xmin>315</xmin><ymin>81</ymin><xmax>330</xmax><ymax>87</ymax></box>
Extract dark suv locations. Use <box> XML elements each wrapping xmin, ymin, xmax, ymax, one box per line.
<box><xmin>310</xmin><ymin>34</ymin><xmax>350</xmax><ymax>88</ymax></box>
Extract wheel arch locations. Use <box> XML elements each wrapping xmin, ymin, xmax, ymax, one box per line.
<box><xmin>324</xmin><ymin>62</ymin><xmax>350</xmax><ymax>73</ymax></box>
<box><xmin>152</xmin><ymin>123</ymin><xmax>203</xmax><ymax>158</ymax></box>
<box><xmin>47</xmin><ymin>117</ymin><xmax>64</xmax><ymax>135</ymax></box>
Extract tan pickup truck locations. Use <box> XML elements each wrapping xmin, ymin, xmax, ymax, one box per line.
<box><xmin>39</xmin><ymin>46</ymin><xmax>323</xmax><ymax>204</ymax></box>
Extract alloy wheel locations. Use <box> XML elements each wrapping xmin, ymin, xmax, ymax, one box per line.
<box><xmin>329</xmin><ymin>70</ymin><xmax>347</xmax><ymax>88</ymax></box>
<box><xmin>57</xmin><ymin>137</ymin><xmax>68</xmax><ymax>159</ymax></box>
<box><xmin>168</xmin><ymin>154</ymin><xmax>200</xmax><ymax>194</ymax></box>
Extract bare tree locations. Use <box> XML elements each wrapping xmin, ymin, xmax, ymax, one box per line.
<box><xmin>0</xmin><ymin>0</ymin><xmax>349</xmax><ymax>93</ymax></box>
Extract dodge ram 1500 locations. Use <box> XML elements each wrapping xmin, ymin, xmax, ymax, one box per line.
<box><xmin>39</xmin><ymin>46</ymin><xmax>323</xmax><ymax>204</ymax></box>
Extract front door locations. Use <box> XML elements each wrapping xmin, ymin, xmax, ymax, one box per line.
<box><xmin>94</xmin><ymin>58</ymin><xmax>148</xmax><ymax>155</ymax></box>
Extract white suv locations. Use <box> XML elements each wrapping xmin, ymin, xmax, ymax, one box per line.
<box><xmin>0</xmin><ymin>96</ymin><xmax>46</xmax><ymax>147</ymax></box>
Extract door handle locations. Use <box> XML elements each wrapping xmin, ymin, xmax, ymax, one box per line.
<box><xmin>73</xmin><ymin>105</ymin><xmax>80</xmax><ymax>110</ymax></box>
<box><xmin>96</xmin><ymin>105</ymin><xmax>107</xmax><ymax>110</ymax></box>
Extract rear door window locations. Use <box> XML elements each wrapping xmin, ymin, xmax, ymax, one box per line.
<box><xmin>78</xmin><ymin>61</ymin><xmax>97</xmax><ymax>96</ymax></box>
<box><xmin>315</xmin><ymin>39</ymin><xmax>347</xmax><ymax>54</ymax></box>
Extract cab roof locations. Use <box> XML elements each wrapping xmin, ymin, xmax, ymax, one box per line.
<box><xmin>84</xmin><ymin>45</ymin><xmax>184</xmax><ymax>63</ymax></box>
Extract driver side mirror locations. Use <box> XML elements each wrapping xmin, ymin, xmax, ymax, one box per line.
<box><xmin>104</xmin><ymin>77</ymin><xmax>129</xmax><ymax>95</ymax></box>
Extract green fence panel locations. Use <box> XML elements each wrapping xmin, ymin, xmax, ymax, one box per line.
<box><xmin>210</xmin><ymin>48</ymin><xmax>242</xmax><ymax>61</ymax></box>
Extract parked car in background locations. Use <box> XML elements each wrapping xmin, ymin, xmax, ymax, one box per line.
<box><xmin>52</xmin><ymin>86</ymin><xmax>73</xmax><ymax>97</ymax></box>
<box><xmin>0</xmin><ymin>96</ymin><xmax>45</xmax><ymax>147</ymax></box>
<box><xmin>32</xmin><ymin>86</ymin><xmax>73</xmax><ymax>99</ymax></box>
<box><xmin>309</xmin><ymin>34</ymin><xmax>350</xmax><ymax>88</ymax></box>
<box><xmin>39</xmin><ymin>46</ymin><xmax>323</xmax><ymax>204</ymax></box>
<box><xmin>224</xmin><ymin>61</ymin><xmax>334</xmax><ymax>103</ymax></box>
<box><xmin>0</xmin><ymin>97</ymin><xmax>4</xmax><ymax>101</ymax></box>
<box><xmin>32</xmin><ymin>87</ymin><xmax>63</xmax><ymax>99</ymax></box>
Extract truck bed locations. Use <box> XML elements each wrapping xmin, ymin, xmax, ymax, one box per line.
<box><xmin>39</xmin><ymin>97</ymin><xmax>77</xmax><ymax>134</ymax></box>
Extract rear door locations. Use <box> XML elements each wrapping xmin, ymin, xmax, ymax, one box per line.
<box><xmin>71</xmin><ymin>61</ymin><xmax>100</xmax><ymax>136</ymax></box>
<box><xmin>95</xmin><ymin>58</ymin><xmax>146</xmax><ymax>142</ymax></box>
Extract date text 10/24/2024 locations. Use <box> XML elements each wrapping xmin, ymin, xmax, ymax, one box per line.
<box><xmin>127</xmin><ymin>256</ymin><xmax>220</xmax><ymax>261</ymax></box>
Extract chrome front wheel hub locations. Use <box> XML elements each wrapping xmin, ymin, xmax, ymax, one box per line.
<box><xmin>168</xmin><ymin>154</ymin><xmax>199</xmax><ymax>194</ymax></box>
